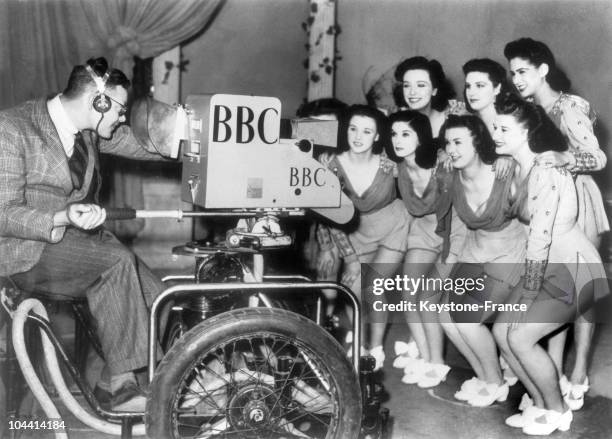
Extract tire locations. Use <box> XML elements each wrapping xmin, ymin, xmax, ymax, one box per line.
<box><xmin>146</xmin><ymin>307</ymin><xmax>362</xmax><ymax>439</ymax></box>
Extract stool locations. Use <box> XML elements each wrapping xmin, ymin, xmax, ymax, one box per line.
<box><xmin>1</xmin><ymin>278</ymin><xmax>104</xmax><ymax>429</ymax></box>
<box><xmin>27</xmin><ymin>290</ymin><xmax>104</xmax><ymax>374</ymax></box>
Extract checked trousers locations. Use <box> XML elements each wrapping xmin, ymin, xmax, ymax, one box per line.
<box><xmin>12</xmin><ymin>227</ymin><xmax>164</xmax><ymax>375</ymax></box>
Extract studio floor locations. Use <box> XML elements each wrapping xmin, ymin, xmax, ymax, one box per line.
<box><xmin>3</xmin><ymin>317</ymin><xmax>612</xmax><ymax>439</ymax></box>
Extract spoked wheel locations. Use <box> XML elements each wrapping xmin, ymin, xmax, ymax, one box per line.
<box><xmin>146</xmin><ymin>307</ymin><xmax>362</xmax><ymax>439</ymax></box>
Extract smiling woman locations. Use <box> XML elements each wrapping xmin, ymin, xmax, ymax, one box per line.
<box><xmin>393</xmin><ymin>56</ymin><xmax>466</xmax><ymax>137</ymax></box>
<box><xmin>462</xmin><ymin>58</ymin><xmax>513</xmax><ymax>134</ymax></box>
<box><xmin>316</xmin><ymin>104</ymin><xmax>410</xmax><ymax>371</ymax></box>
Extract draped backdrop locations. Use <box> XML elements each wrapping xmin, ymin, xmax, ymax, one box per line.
<box><xmin>0</xmin><ymin>0</ymin><xmax>224</xmax><ymax>237</ymax></box>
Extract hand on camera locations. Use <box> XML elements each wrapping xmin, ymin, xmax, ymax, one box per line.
<box><xmin>317</xmin><ymin>249</ymin><xmax>338</xmax><ymax>279</ymax></box>
<box><xmin>67</xmin><ymin>203</ymin><xmax>106</xmax><ymax>230</ymax></box>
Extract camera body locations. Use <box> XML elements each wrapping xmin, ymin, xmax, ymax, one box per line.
<box><xmin>180</xmin><ymin>94</ymin><xmax>343</xmax><ymax>211</ymax></box>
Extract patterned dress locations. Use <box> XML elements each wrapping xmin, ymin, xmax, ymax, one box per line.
<box><xmin>546</xmin><ymin>93</ymin><xmax>609</xmax><ymax>241</ymax></box>
<box><xmin>509</xmin><ymin>165</ymin><xmax>608</xmax><ymax>313</ymax></box>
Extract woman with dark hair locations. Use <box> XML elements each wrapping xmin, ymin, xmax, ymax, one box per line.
<box><xmin>463</xmin><ymin>58</ymin><xmax>513</xmax><ymax>133</ymax></box>
<box><xmin>394</xmin><ymin>56</ymin><xmax>466</xmax><ymax>137</ymax></box>
<box><xmin>504</xmin><ymin>37</ymin><xmax>608</xmax><ymax>244</ymax></box>
<box><xmin>317</xmin><ymin>104</ymin><xmax>410</xmax><ymax>371</ymax></box>
<box><xmin>504</xmin><ymin>36</ymin><xmax>607</xmax><ymax>410</ymax></box>
<box><xmin>386</xmin><ymin>110</ymin><xmax>455</xmax><ymax>388</ymax></box>
<box><xmin>491</xmin><ymin>96</ymin><xmax>607</xmax><ymax>435</ymax></box>
<box><xmin>435</xmin><ymin>114</ymin><xmax>527</xmax><ymax>407</ymax></box>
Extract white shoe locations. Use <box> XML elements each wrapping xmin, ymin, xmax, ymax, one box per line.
<box><xmin>505</xmin><ymin>406</ymin><xmax>545</xmax><ymax>428</ymax></box>
<box><xmin>393</xmin><ymin>340</ymin><xmax>419</xmax><ymax>368</ymax></box>
<box><xmin>454</xmin><ymin>377</ymin><xmax>485</xmax><ymax>401</ymax></box>
<box><xmin>467</xmin><ymin>382</ymin><xmax>509</xmax><ymax>407</ymax></box>
<box><xmin>558</xmin><ymin>374</ymin><xmax>571</xmax><ymax>396</ymax></box>
<box><xmin>417</xmin><ymin>363</ymin><xmax>450</xmax><ymax>388</ymax></box>
<box><xmin>565</xmin><ymin>377</ymin><xmax>589</xmax><ymax>411</ymax></box>
<box><xmin>499</xmin><ymin>355</ymin><xmax>518</xmax><ymax>385</ymax></box>
<box><xmin>518</xmin><ymin>392</ymin><xmax>533</xmax><ymax>411</ymax></box>
<box><xmin>368</xmin><ymin>345</ymin><xmax>385</xmax><ymax>372</ymax></box>
<box><xmin>345</xmin><ymin>331</ymin><xmax>353</xmax><ymax>345</ymax></box>
<box><xmin>522</xmin><ymin>408</ymin><xmax>572</xmax><ymax>435</ymax></box>
<box><xmin>401</xmin><ymin>358</ymin><xmax>426</xmax><ymax>385</ymax></box>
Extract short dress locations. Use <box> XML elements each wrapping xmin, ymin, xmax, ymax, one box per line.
<box><xmin>397</xmin><ymin>163</ymin><xmax>443</xmax><ymax>253</ymax></box>
<box><xmin>547</xmin><ymin>93</ymin><xmax>609</xmax><ymax>241</ymax></box>
<box><xmin>507</xmin><ymin>165</ymin><xmax>609</xmax><ymax>319</ymax></box>
<box><xmin>329</xmin><ymin>154</ymin><xmax>410</xmax><ymax>259</ymax></box>
<box><xmin>439</xmin><ymin>166</ymin><xmax>527</xmax><ymax>322</ymax></box>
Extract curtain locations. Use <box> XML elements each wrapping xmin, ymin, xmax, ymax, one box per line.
<box><xmin>1</xmin><ymin>0</ymin><xmax>224</xmax><ymax>238</ymax></box>
<box><xmin>79</xmin><ymin>0</ymin><xmax>225</xmax><ymax>76</ymax></box>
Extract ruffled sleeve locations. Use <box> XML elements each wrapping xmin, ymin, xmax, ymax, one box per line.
<box><xmin>446</xmin><ymin>100</ymin><xmax>468</xmax><ymax>116</ymax></box>
<box><xmin>557</xmin><ymin>95</ymin><xmax>606</xmax><ymax>172</ymax></box>
<box><xmin>523</xmin><ymin>166</ymin><xmax>564</xmax><ymax>290</ymax></box>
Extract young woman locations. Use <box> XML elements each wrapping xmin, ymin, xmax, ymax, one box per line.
<box><xmin>394</xmin><ymin>56</ymin><xmax>466</xmax><ymax>137</ymax></box>
<box><xmin>317</xmin><ymin>104</ymin><xmax>410</xmax><ymax>371</ymax></box>
<box><xmin>492</xmin><ymin>95</ymin><xmax>608</xmax><ymax>435</ymax></box>
<box><xmin>387</xmin><ymin>110</ymin><xmax>453</xmax><ymax>388</ymax></box>
<box><xmin>463</xmin><ymin>58</ymin><xmax>513</xmax><ymax>133</ymax></box>
<box><xmin>436</xmin><ymin>115</ymin><xmax>526</xmax><ymax>406</ymax></box>
<box><xmin>504</xmin><ymin>37</ymin><xmax>607</xmax><ymax>409</ymax></box>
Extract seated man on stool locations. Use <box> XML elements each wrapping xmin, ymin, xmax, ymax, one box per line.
<box><xmin>0</xmin><ymin>57</ymin><xmax>171</xmax><ymax>412</ymax></box>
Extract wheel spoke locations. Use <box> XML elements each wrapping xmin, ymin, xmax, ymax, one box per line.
<box><xmin>164</xmin><ymin>325</ymin><xmax>347</xmax><ymax>438</ymax></box>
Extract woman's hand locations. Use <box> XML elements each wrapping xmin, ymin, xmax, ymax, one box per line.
<box><xmin>318</xmin><ymin>151</ymin><xmax>334</xmax><ymax>167</ymax></box>
<box><xmin>341</xmin><ymin>260</ymin><xmax>361</xmax><ymax>288</ymax></box>
<box><xmin>317</xmin><ymin>249</ymin><xmax>337</xmax><ymax>279</ymax></box>
<box><xmin>535</xmin><ymin>151</ymin><xmax>575</xmax><ymax>169</ymax></box>
<box><xmin>492</xmin><ymin>156</ymin><xmax>514</xmax><ymax>179</ymax></box>
<box><xmin>438</xmin><ymin>149</ymin><xmax>453</xmax><ymax>172</ymax></box>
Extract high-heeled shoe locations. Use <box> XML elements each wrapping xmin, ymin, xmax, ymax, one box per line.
<box><xmin>392</xmin><ymin>340</ymin><xmax>420</xmax><ymax>368</ymax></box>
<box><xmin>467</xmin><ymin>382</ymin><xmax>509</xmax><ymax>407</ymax></box>
<box><xmin>499</xmin><ymin>355</ymin><xmax>518</xmax><ymax>386</ymax></box>
<box><xmin>519</xmin><ymin>392</ymin><xmax>533</xmax><ymax>411</ymax></box>
<box><xmin>522</xmin><ymin>408</ymin><xmax>572</xmax><ymax>435</ymax></box>
<box><xmin>565</xmin><ymin>377</ymin><xmax>589</xmax><ymax>411</ymax></box>
<box><xmin>558</xmin><ymin>374</ymin><xmax>571</xmax><ymax>396</ymax></box>
<box><xmin>454</xmin><ymin>377</ymin><xmax>485</xmax><ymax>401</ymax></box>
<box><xmin>505</xmin><ymin>406</ymin><xmax>546</xmax><ymax>428</ymax></box>
<box><xmin>401</xmin><ymin>358</ymin><xmax>426</xmax><ymax>384</ymax></box>
<box><xmin>417</xmin><ymin>363</ymin><xmax>451</xmax><ymax>388</ymax></box>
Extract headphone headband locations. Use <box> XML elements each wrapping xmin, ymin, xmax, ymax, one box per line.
<box><xmin>85</xmin><ymin>64</ymin><xmax>109</xmax><ymax>94</ymax></box>
<box><xmin>85</xmin><ymin>64</ymin><xmax>112</xmax><ymax>114</ymax></box>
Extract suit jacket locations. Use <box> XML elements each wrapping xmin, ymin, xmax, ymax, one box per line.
<box><xmin>0</xmin><ymin>98</ymin><xmax>163</xmax><ymax>276</ymax></box>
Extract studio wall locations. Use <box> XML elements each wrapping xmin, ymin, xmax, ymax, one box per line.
<box><xmin>335</xmin><ymin>0</ymin><xmax>611</xmax><ymax>189</ymax></box>
<box><xmin>182</xmin><ymin>0</ymin><xmax>610</xmax><ymax>189</ymax></box>
<box><xmin>181</xmin><ymin>0</ymin><xmax>310</xmax><ymax>118</ymax></box>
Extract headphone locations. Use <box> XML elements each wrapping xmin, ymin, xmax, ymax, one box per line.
<box><xmin>85</xmin><ymin>64</ymin><xmax>111</xmax><ymax>113</ymax></box>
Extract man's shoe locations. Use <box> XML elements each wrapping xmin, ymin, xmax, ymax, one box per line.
<box><xmin>110</xmin><ymin>381</ymin><xmax>146</xmax><ymax>412</ymax></box>
<box><xmin>93</xmin><ymin>385</ymin><xmax>112</xmax><ymax>407</ymax></box>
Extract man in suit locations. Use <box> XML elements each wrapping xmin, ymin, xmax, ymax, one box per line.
<box><xmin>0</xmin><ymin>58</ymin><xmax>170</xmax><ymax>411</ymax></box>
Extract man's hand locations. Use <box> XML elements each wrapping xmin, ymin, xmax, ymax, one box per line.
<box><xmin>65</xmin><ymin>204</ymin><xmax>106</xmax><ymax>230</ymax></box>
<box><xmin>341</xmin><ymin>260</ymin><xmax>361</xmax><ymax>288</ymax></box>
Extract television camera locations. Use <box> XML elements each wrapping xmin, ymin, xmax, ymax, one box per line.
<box><xmin>3</xmin><ymin>94</ymin><xmax>388</xmax><ymax>439</ymax></box>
